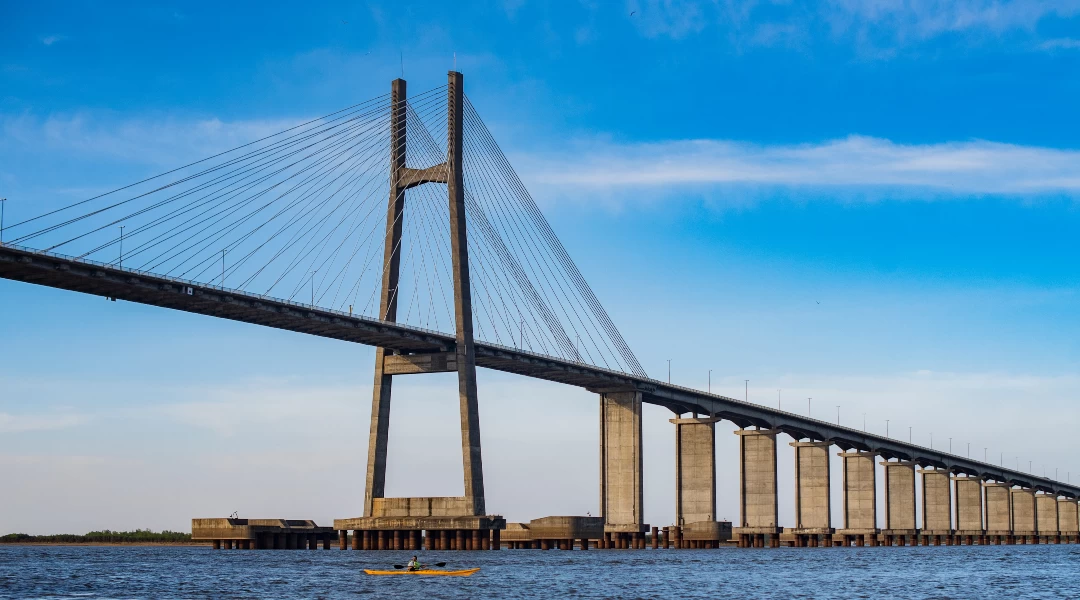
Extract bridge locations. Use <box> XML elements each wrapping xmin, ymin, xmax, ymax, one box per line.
<box><xmin>2</xmin><ymin>71</ymin><xmax>1077</xmax><ymax>550</ymax></box>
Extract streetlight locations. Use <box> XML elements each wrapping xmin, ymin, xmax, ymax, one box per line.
<box><xmin>745</xmin><ymin>380</ymin><xmax>749</xmax><ymax>402</ymax></box>
<box><xmin>930</xmin><ymin>432</ymin><xmax>933</xmax><ymax>449</ymax></box>
<box><xmin>984</xmin><ymin>448</ymin><xmax>987</xmax><ymax>462</ymax></box>
<box><xmin>118</xmin><ymin>226</ymin><xmax>125</xmax><ymax>268</ymax></box>
<box><xmin>807</xmin><ymin>397</ymin><xmax>811</xmax><ymax>418</ymax></box>
<box><xmin>862</xmin><ymin>413</ymin><xmax>866</xmax><ymax>432</ymax></box>
<box><xmin>708</xmin><ymin>370</ymin><xmax>712</xmax><ymax>393</ymax></box>
<box><xmin>886</xmin><ymin>419</ymin><xmax>890</xmax><ymax>438</ymax></box>
<box><xmin>836</xmin><ymin>405</ymin><xmax>840</xmax><ymax>425</ymax></box>
<box><xmin>221</xmin><ymin>249</ymin><xmax>226</xmax><ymax>286</ymax></box>
<box><xmin>967</xmin><ymin>442</ymin><xmax>970</xmax><ymax>458</ymax></box>
<box><xmin>949</xmin><ymin>438</ymin><xmax>952</xmax><ymax>453</ymax></box>
<box><xmin>908</xmin><ymin>426</ymin><xmax>912</xmax><ymax>443</ymax></box>
<box><xmin>667</xmin><ymin>360</ymin><xmax>671</xmax><ymax>383</ymax></box>
<box><xmin>777</xmin><ymin>389</ymin><xmax>781</xmax><ymax>410</ymax></box>
<box><xmin>0</xmin><ymin>198</ymin><xmax>6</xmax><ymax>244</ymax></box>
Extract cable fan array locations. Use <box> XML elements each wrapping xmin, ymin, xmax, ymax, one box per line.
<box><xmin>4</xmin><ymin>85</ymin><xmax>645</xmax><ymax>378</ymax></box>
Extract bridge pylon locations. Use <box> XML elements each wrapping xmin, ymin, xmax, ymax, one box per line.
<box><xmin>336</xmin><ymin>72</ymin><xmax>504</xmax><ymax>548</ymax></box>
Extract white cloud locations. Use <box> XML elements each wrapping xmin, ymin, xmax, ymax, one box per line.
<box><xmin>518</xmin><ymin>135</ymin><xmax>1080</xmax><ymax>199</ymax></box>
<box><xmin>2</xmin><ymin>112</ymin><xmax>303</xmax><ymax>167</ymax></box>
<box><xmin>41</xmin><ymin>35</ymin><xmax>65</xmax><ymax>46</ymax></box>
<box><xmin>0</xmin><ymin>411</ymin><xmax>85</xmax><ymax>433</ymax></box>
<box><xmin>1039</xmin><ymin>37</ymin><xmax>1080</xmax><ymax>50</ymax></box>
<box><xmin>630</xmin><ymin>1</ymin><xmax>1080</xmax><ymax>54</ymax></box>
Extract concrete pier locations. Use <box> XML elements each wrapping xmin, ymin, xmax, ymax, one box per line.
<box><xmin>835</xmin><ymin>451</ymin><xmax>879</xmax><ymax>546</ymax></box>
<box><xmin>601</xmin><ymin>391</ymin><xmax>647</xmax><ymax>538</ymax></box>
<box><xmin>984</xmin><ymin>482</ymin><xmax>1013</xmax><ymax>543</ymax></box>
<box><xmin>732</xmin><ymin>429</ymin><xmax>781</xmax><ymax>547</ymax></box>
<box><xmin>920</xmin><ymin>468</ymin><xmax>952</xmax><ymax>543</ymax></box>
<box><xmin>1036</xmin><ymin>493</ymin><xmax>1060</xmax><ymax>542</ymax></box>
<box><xmin>1058</xmin><ymin>498</ymin><xmax>1079</xmax><ymax>543</ymax></box>
<box><xmin>952</xmin><ymin>475</ymin><xmax>984</xmax><ymax>543</ymax></box>
<box><xmin>789</xmin><ymin>441</ymin><xmax>833</xmax><ymax>545</ymax></box>
<box><xmin>1011</xmin><ymin>488</ymin><xmax>1036</xmax><ymax>542</ymax></box>
<box><xmin>881</xmin><ymin>460</ymin><xmax>918</xmax><ymax>545</ymax></box>
<box><xmin>672</xmin><ymin>417</ymin><xmax>718</xmax><ymax>527</ymax></box>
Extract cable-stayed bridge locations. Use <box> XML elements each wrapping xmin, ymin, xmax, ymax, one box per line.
<box><xmin>2</xmin><ymin>72</ymin><xmax>1077</xmax><ymax>550</ymax></box>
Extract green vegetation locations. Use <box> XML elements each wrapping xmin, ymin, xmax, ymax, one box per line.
<box><xmin>0</xmin><ymin>529</ymin><xmax>194</xmax><ymax>544</ymax></box>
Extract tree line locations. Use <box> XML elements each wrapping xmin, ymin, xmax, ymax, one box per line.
<box><xmin>0</xmin><ymin>529</ymin><xmax>194</xmax><ymax>544</ymax></box>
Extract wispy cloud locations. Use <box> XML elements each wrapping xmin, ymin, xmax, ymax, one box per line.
<box><xmin>2</xmin><ymin>112</ymin><xmax>303</xmax><ymax>166</ymax></box>
<box><xmin>519</xmin><ymin>135</ymin><xmax>1080</xmax><ymax>198</ymax></box>
<box><xmin>1039</xmin><ymin>37</ymin><xmax>1080</xmax><ymax>50</ymax></box>
<box><xmin>0</xmin><ymin>411</ymin><xmax>85</xmax><ymax>433</ymax></box>
<box><xmin>630</xmin><ymin>0</ymin><xmax>1080</xmax><ymax>55</ymax></box>
<box><xmin>41</xmin><ymin>35</ymin><xmax>65</xmax><ymax>46</ymax></box>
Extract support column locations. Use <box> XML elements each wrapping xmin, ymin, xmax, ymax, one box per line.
<box><xmin>791</xmin><ymin>441</ymin><xmax>832</xmax><ymax>533</ymax></box>
<box><xmin>920</xmin><ymin>468</ymin><xmax>952</xmax><ymax>539</ymax></box>
<box><xmin>953</xmin><ymin>475</ymin><xmax>984</xmax><ymax>539</ymax></box>
<box><xmin>984</xmin><ymin>482</ymin><xmax>1012</xmax><ymax>540</ymax></box>
<box><xmin>601</xmin><ymin>391</ymin><xmax>645</xmax><ymax>537</ymax></box>
<box><xmin>882</xmin><ymin>460</ymin><xmax>917</xmax><ymax>542</ymax></box>
<box><xmin>733</xmin><ymin>429</ymin><xmax>781</xmax><ymax>543</ymax></box>
<box><xmin>1036</xmin><ymin>493</ymin><xmax>1060</xmax><ymax>539</ymax></box>
<box><xmin>836</xmin><ymin>451</ymin><xmax>878</xmax><ymax>541</ymax></box>
<box><xmin>492</xmin><ymin>528</ymin><xmax>500</xmax><ymax>550</ymax></box>
<box><xmin>672</xmin><ymin>417</ymin><xmax>718</xmax><ymax>528</ymax></box>
<box><xmin>1012</xmin><ymin>488</ymin><xmax>1036</xmax><ymax>540</ymax></box>
<box><xmin>1058</xmin><ymin>498</ymin><xmax>1079</xmax><ymax>542</ymax></box>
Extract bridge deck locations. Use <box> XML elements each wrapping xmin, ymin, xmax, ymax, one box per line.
<box><xmin>2</xmin><ymin>243</ymin><xmax>1075</xmax><ymax>497</ymax></box>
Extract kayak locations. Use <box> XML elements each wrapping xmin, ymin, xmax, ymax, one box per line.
<box><xmin>364</xmin><ymin>568</ymin><xmax>480</xmax><ymax>577</ymax></box>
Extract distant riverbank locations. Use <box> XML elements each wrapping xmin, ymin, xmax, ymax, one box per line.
<box><xmin>1</xmin><ymin>530</ymin><xmax>200</xmax><ymax>546</ymax></box>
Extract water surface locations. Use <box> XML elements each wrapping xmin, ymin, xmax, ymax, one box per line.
<box><xmin>2</xmin><ymin>544</ymin><xmax>1078</xmax><ymax>598</ymax></box>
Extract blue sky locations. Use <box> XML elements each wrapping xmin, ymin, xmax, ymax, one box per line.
<box><xmin>3</xmin><ymin>0</ymin><xmax>1080</xmax><ymax>534</ymax></box>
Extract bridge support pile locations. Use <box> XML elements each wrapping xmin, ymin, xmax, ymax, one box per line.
<box><xmin>732</xmin><ymin>429</ymin><xmax>782</xmax><ymax>548</ymax></box>
<box><xmin>784</xmin><ymin>441</ymin><xmax>833</xmax><ymax>547</ymax></box>
<box><xmin>600</xmin><ymin>391</ymin><xmax>649</xmax><ymax>548</ymax></box>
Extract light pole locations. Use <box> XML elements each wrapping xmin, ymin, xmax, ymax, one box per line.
<box><xmin>667</xmin><ymin>360</ymin><xmax>671</xmax><ymax>384</ymax></box>
<box><xmin>967</xmin><ymin>442</ymin><xmax>970</xmax><ymax>458</ymax></box>
<box><xmin>118</xmin><ymin>226</ymin><xmax>125</xmax><ymax>268</ymax></box>
<box><xmin>886</xmin><ymin>419</ymin><xmax>890</xmax><ymax>438</ymax></box>
<box><xmin>708</xmin><ymin>370</ymin><xmax>712</xmax><ymax>393</ymax></box>
<box><xmin>0</xmin><ymin>197</ymin><xmax>6</xmax><ymax>244</ymax></box>
<box><xmin>908</xmin><ymin>426</ymin><xmax>912</xmax><ymax>443</ymax></box>
<box><xmin>930</xmin><ymin>432</ymin><xmax>933</xmax><ymax>449</ymax></box>
<box><xmin>807</xmin><ymin>397</ymin><xmax>811</xmax><ymax>418</ymax></box>
<box><xmin>984</xmin><ymin>448</ymin><xmax>987</xmax><ymax>462</ymax></box>
<box><xmin>221</xmin><ymin>249</ymin><xmax>226</xmax><ymax>286</ymax></box>
<box><xmin>777</xmin><ymin>389</ymin><xmax>781</xmax><ymax>410</ymax></box>
<box><xmin>949</xmin><ymin>438</ymin><xmax>952</xmax><ymax>453</ymax></box>
<box><xmin>862</xmin><ymin>413</ymin><xmax>866</xmax><ymax>432</ymax></box>
<box><xmin>745</xmin><ymin>380</ymin><xmax>749</xmax><ymax>402</ymax></box>
<box><xmin>836</xmin><ymin>405</ymin><xmax>840</xmax><ymax>425</ymax></box>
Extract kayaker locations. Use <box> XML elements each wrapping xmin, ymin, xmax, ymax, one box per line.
<box><xmin>407</xmin><ymin>556</ymin><xmax>422</xmax><ymax>572</ymax></box>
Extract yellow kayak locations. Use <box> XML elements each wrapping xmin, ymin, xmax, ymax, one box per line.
<box><xmin>364</xmin><ymin>568</ymin><xmax>480</xmax><ymax>577</ymax></box>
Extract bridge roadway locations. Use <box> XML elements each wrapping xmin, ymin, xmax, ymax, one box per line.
<box><xmin>3</xmin><ymin>242</ymin><xmax>1075</xmax><ymax>497</ymax></box>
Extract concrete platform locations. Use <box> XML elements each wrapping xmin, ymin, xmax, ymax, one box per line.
<box><xmin>682</xmin><ymin>520</ymin><xmax>732</xmax><ymax>541</ymax></box>
<box><xmin>500</xmin><ymin>516</ymin><xmax>603</xmax><ymax>550</ymax></box>
<box><xmin>192</xmin><ymin>518</ymin><xmax>335</xmax><ymax>550</ymax></box>
<box><xmin>334</xmin><ymin>514</ymin><xmax>506</xmax><ymax>551</ymax></box>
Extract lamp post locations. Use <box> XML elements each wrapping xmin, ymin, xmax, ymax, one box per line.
<box><xmin>862</xmin><ymin>413</ymin><xmax>866</xmax><ymax>432</ymax></box>
<box><xmin>807</xmin><ymin>397</ymin><xmax>811</xmax><ymax>418</ymax></box>
<box><xmin>745</xmin><ymin>380</ymin><xmax>749</xmax><ymax>402</ymax></box>
<box><xmin>908</xmin><ymin>426</ymin><xmax>912</xmax><ymax>443</ymax></box>
<box><xmin>836</xmin><ymin>405</ymin><xmax>840</xmax><ymax>425</ymax></box>
<box><xmin>708</xmin><ymin>370</ymin><xmax>712</xmax><ymax>393</ymax></box>
<box><xmin>118</xmin><ymin>226</ymin><xmax>125</xmax><ymax>268</ymax></box>
<box><xmin>886</xmin><ymin>419</ymin><xmax>890</xmax><ymax>438</ymax></box>
<box><xmin>777</xmin><ymin>389</ymin><xmax>781</xmax><ymax>410</ymax></box>
<box><xmin>667</xmin><ymin>360</ymin><xmax>671</xmax><ymax>384</ymax></box>
<box><xmin>0</xmin><ymin>198</ymin><xmax>6</xmax><ymax>244</ymax></box>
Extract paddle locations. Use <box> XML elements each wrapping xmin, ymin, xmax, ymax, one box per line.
<box><xmin>393</xmin><ymin>562</ymin><xmax>447</xmax><ymax>569</ymax></box>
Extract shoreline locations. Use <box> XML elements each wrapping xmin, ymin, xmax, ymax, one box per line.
<box><xmin>1</xmin><ymin>542</ymin><xmax>209</xmax><ymax>547</ymax></box>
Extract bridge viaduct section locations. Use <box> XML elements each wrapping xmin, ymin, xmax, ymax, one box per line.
<box><xmin>3</xmin><ymin>72</ymin><xmax>1080</xmax><ymax>550</ymax></box>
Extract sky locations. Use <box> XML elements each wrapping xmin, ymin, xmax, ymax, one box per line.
<box><xmin>3</xmin><ymin>0</ymin><xmax>1080</xmax><ymax>535</ymax></box>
